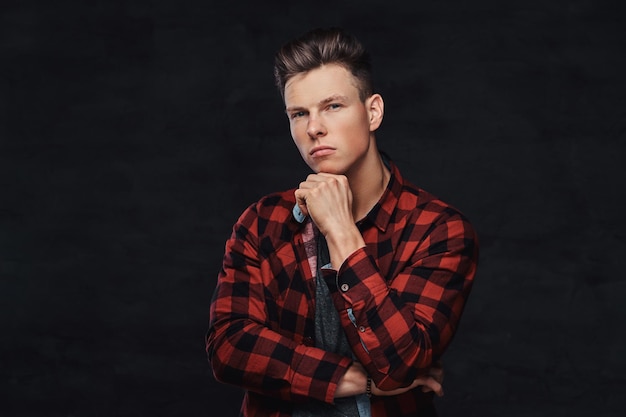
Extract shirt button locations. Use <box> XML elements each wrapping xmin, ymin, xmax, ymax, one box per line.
<box><xmin>340</xmin><ymin>283</ymin><xmax>349</xmax><ymax>292</ymax></box>
<box><xmin>359</xmin><ymin>326</ymin><xmax>366</xmax><ymax>332</ymax></box>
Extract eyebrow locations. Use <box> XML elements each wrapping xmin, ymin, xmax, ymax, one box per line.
<box><xmin>285</xmin><ymin>94</ymin><xmax>349</xmax><ymax>113</ymax></box>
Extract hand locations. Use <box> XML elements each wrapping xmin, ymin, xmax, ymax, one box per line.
<box><xmin>294</xmin><ymin>173</ymin><xmax>355</xmax><ymax>236</ymax></box>
<box><xmin>295</xmin><ymin>173</ymin><xmax>365</xmax><ymax>267</ymax></box>
<box><xmin>372</xmin><ymin>361</ymin><xmax>444</xmax><ymax>397</ymax></box>
<box><xmin>420</xmin><ymin>360</ymin><xmax>444</xmax><ymax>395</ymax></box>
<box><xmin>335</xmin><ymin>362</ymin><xmax>445</xmax><ymax>399</ymax></box>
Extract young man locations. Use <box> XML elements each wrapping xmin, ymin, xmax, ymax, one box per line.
<box><xmin>206</xmin><ymin>27</ymin><xmax>479</xmax><ymax>417</ymax></box>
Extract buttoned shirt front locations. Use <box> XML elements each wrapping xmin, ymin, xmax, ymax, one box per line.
<box><xmin>207</xmin><ymin>157</ymin><xmax>479</xmax><ymax>417</ymax></box>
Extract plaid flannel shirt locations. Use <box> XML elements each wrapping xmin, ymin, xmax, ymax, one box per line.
<box><xmin>207</xmin><ymin>157</ymin><xmax>479</xmax><ymax>417</ymax></box>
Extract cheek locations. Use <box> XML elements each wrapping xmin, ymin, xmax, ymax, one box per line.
<box><xmin>289</xmin><ymin>120</ymin><xmax>303</xmax><ymax>138</ymax></box>
<box><xmin>289</xmin><ymin>123</ymin><xmax>299</xmax><ymax>142</ymax></box>
<box><xmin>289</xmin><ymin>124</ymin><xmax>296</xmax><ymax>140</ymax></box>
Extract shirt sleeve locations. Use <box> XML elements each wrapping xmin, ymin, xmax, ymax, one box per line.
<box><xmin>321</xmin><ymin>206</ymin><xmax>479</xmax><ymax>391</ymax></box>
<box><xmin>206</xmin><ymin>203</ymin><xmax>352</xmax><ymax>404</ymax></box>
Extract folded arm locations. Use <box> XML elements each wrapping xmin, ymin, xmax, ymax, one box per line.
<box><xmin>324</xmin><ymin>208</ymin><xmax>479</xmax><ymax>391</ymax></box>
<box><xmin>206</xmin><ymin>203</ymin><xmax>353</xmax><ymax>404</ymax></box>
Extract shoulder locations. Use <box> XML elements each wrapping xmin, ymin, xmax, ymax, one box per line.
<box><xmin>234</xmin><ymin>188</ymin><xmax>299</xmax><ymax>234</ymax></box>
<box><xmin>382</xmin><ymin>156</ymin><xmax>475</xmax><ymax>234</ymax></box>
<box><xmin>398</xmin><ymin>177</ymin><xmax>476</xmax><ymax>237</ymax></box>
<box><xmin>253</xmin><ymin>188</ymin><xmax>297</xmax><ymax>218</ymax></box>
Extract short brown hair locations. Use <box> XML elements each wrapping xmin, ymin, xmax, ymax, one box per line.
<box><xmin>273</xmin><ymin>27</ymin><xmax>373</xmax><ymax>101</ymax></box>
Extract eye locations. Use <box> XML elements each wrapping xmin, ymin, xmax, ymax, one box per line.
<box><xmin>327</xmin><ymin>103</ymin><xmax>342</xmax><ymax>110</ymax></box>
<box><xmin>290</xmin><ymin>111</ymin><xmax>306</xmax><ymax>119</ymax></box>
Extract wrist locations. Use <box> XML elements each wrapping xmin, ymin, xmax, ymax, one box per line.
<box><xmin>335</xmin><ymin>363</ymin><xmax>368</xmax><ymax>398</ymax></box>
<box><xmin>325</xmin><ymin>227</ymin><xmax>366</xmax><ymax>268</ymax></box>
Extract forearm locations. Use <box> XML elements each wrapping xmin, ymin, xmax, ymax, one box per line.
<box><xmin>323</xmin><ymin>218</ymin><xmax>428</xmax><ymax>383</ymax></box>
<box><xmin>334</xmin><ymin>361</ymin><xmax>445</xmax><ymax>399</ymax></box>
<box><xmin>324</xmin><ymin>224</ymin><xmax>435</xmax><ymax>387</ymax></box>
<box><xmin>208</xmin><ymin>215</ymin><xmax>354</xmax><ymax>403</ymax></box>
<box><xmin>325</xmin><ymin>222</ymin><xmax>366</xmax><ymax>270</ymax></box>
<box><xmin>208</xmin><ymin>313</ymin><xmax>352</xmax><ymax>403</ymax></box>
<box><xmin>324</xmin><ymin>244</ymin><xmax>474</xmax><ymax>390</ymax></box>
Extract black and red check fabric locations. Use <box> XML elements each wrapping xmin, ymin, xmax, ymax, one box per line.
<box><xmin>207</xmin><ymin>157</ymin><xmax>479</xmax><ymax>417</ymax></box>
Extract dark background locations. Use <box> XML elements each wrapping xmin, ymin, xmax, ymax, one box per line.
<box><xmin>2</xmin><ymin>0</ymin><xmax>625</xmax><ymax>416</ymax></box>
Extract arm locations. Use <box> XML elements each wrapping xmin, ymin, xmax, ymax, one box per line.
<box><xmin>206</xmin><ymin>202</ymin><xmax>352</xmax><ymax>404</ymax></box>
<box><xmin>326</xmin><ymin>208</ymin><xmax>478</xmax><ymax>391</ymax></box>
<box><xmin>294</xmin><ymin>172</ymin><xmax>478</xmax><ymax>392</ymax></box>
<box><xmin>335</xmin><ymin>361</ymin><xmax>444</xmax><ymax>398</ymax></box>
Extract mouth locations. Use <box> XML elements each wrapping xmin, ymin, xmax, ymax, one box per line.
<box><xmin>310</xmin><ymin>146</ymin><xmax>336</xmax><ymax>157</ymax></box>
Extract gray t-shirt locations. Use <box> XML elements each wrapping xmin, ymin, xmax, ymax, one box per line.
<box><xmin>293</xmin><ymin>235</ymin><xmax>369</xmax><ymax>417</ymax></box>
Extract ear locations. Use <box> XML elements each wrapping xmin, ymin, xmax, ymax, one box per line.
<box><xmin>366</xmin><ymin>94</ymin><xmax>384</xmax><ymax>131</ymax></box>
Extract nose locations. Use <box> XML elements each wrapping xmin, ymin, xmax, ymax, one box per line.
<box><xmin>306</xmin><ymin>115</ymin><xmax>326</xmax><ymax>139</ymax></box>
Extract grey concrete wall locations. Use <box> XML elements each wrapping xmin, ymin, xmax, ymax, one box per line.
<box><xmin>2</xmin><ymin>0</ymin><xmax>624</xmax><ymax>416</ymax></box>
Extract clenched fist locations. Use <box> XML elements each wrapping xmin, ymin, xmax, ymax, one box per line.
<box><xmin>295</xmin><ymin>173</ymin><xmax>365</xmax><ymax>268</ymax></box>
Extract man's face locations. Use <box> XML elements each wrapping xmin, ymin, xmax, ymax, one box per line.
<box><xmin>284</xmin><ymin>64</ymin><xmax>381</xmax><ymax>175</ymax></box>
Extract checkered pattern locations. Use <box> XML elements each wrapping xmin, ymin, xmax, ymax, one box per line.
<box><xmin>206</xmin><ymin>158</ymin><xmax>479</xmax><ymax>417</ymax></box>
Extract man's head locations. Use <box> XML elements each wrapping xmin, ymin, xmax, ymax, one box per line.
<box><xmin>274</xmin><ymin>27</ymin><xmax>374</xmax><ymax>102</ymax></box>
<box><xmin>276</xmin><ymin>29</ymin><xmax>384</xmax><ymax>176</ymax></box>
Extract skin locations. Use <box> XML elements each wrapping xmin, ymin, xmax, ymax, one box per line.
<box><xmin>285</xmin><ymin>64</ymin><xmax>387</xmax><ymax>268</ymax></box>
<box><xmin>283</xmin><ymin>64</ymin><xmax>444</xmax><ymax>399</ymax></box>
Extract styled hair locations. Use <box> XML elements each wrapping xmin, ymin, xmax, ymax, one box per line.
<box><xmin>273</xmin><ymin>27</ymin><xmax>373</xmax><ymax>101</ymax></box>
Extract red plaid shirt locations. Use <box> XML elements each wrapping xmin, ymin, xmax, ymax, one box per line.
<box><xmin>207</xmin><ymin>157</ymin><xmax>479</xmax><ymax>417</ymax></box>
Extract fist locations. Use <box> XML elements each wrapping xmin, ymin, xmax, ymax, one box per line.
<box><xmin>294</xmin><ymin>173</ymin><xmax>354</xmax><ymax>235</ymax></box>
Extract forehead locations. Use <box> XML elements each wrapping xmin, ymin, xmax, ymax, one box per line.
<box><xmin>284</xmin><ymin>64</ymin><xmax>360</xmax><ymax>107</ymax></box>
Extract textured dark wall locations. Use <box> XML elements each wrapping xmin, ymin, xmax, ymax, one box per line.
<box><xmin>2</xmin><ymin>1</ymin><xmax>625</xmax><ymax>416</ymax></box>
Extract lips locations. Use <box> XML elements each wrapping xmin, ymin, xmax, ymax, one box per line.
<box><xmin>310</xmin><ymin>146</ymin><xmax>336</xmax><ymax>157</ymax></box>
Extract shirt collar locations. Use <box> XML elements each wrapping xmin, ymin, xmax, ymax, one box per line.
<box><xmin>359</xmin><ymin>152</ymin><xmax>402</xmax><ymax>233</ymax></box>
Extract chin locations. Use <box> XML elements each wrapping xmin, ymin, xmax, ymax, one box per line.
<box><xmin>318</xmin><ymin>168</ymin><xmax>347</xmax><ymax>175</ymax></box>
<box><xmin>308</xmin><ymin>157</ymin><xmax>349</xmax><ymax>175</ymax></box>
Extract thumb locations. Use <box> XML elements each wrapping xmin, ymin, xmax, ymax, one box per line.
<box><xmin>294</xmin><ymin>190</ymin><xmax>309</xmax><ymax>219</ymax></box>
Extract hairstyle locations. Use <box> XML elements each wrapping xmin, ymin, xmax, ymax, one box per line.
<box><xmin>273</xmin><ymin>27</ymin><xmax>373</xmax><ymax>101</ymax></box>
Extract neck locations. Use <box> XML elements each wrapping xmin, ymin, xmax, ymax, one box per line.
<box><xmin>346</xmin><ymin>149</ymin><xmax>390</xmax><ymax>222</ymax></box>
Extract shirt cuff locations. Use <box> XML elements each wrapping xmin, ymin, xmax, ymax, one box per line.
<box><xmin>322</xmin><ymin>247</ymin><xmax>389</xmax><ymax>308</ymax></box>
<box><xmin>290</xmin><ymin>346</ymin><xmax>353</xmax><ymax>404</ymax></box>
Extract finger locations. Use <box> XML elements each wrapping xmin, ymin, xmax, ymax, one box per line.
<box><xmin>424</xmin><ymin>378</ymin><xmax>444</xmax><ymax>397</ymax></box>
<box><xmin>294</xmin><ymin>190</ymin><xmax>309</xmax><ymax>217</ymax></box>
<box><xmin>303</xmin><ymin>173</ymin><xmax>330</xmax><ymax>183</ymax></box>
<box><xmin>316</xmin><ymin>173</ymin><xmax>350</xmax><ymax>188</ymax></box>
<box><xmin>298</xmin><ymin>180</ymin><xmax>316</xmax><ymax>190</ymax></box>
<box><xmin>316</xmin><ymin>172</ymin><xmax>346</xmax><ymax>181</ymax></box>
<box><xmin>297</xmin><ymin>174</ymin><xmax>326</xmax><ymax>190</ymax></box>
<box><xmin>421</xmin><ymin>385</ymin><xmax>444</xmax><ymax>397</ymax></box>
